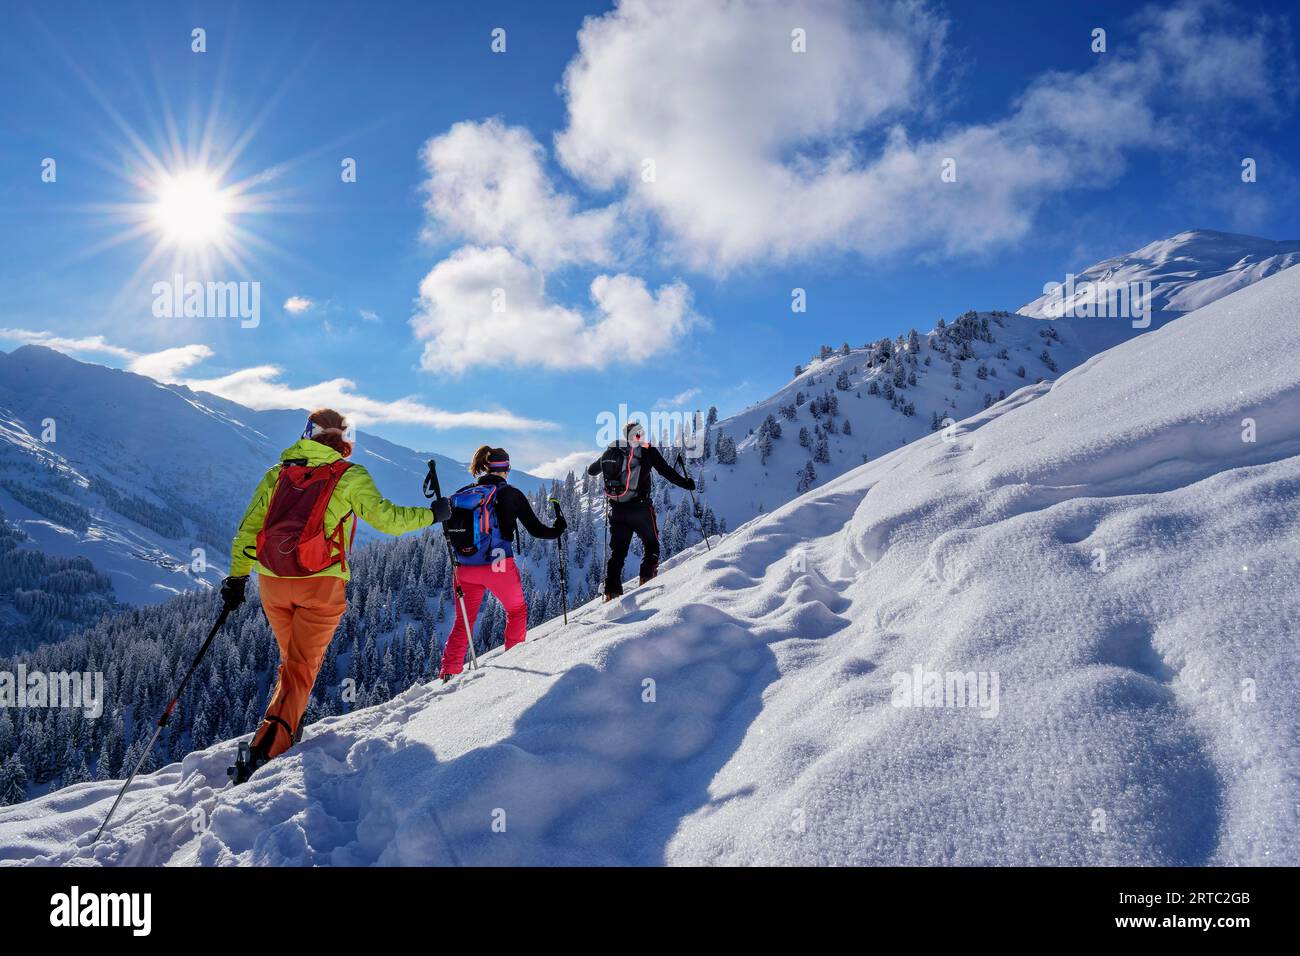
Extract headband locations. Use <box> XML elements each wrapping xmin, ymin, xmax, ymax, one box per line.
<box><xmin>303</xmin><ymin>418</ymin><xmax>346</xmax><ymax>440</ymax></box>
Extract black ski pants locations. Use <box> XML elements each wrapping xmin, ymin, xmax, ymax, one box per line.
<box><xmin>605</xmin><ymin>499</ymin><xmax>659</xmax><ymax>596</ymax></box>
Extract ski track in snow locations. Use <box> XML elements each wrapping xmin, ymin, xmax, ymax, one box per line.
<box><xmin>2</xmin><ymin>268</ymin><xmax>1299</xmax><ymax>866</ymax></box>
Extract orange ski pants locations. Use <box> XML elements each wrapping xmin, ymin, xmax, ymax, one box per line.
<box><xmin>250</xmin><ymin>575</ymin><xmax>347</xmax><ymax>759</ymax></box>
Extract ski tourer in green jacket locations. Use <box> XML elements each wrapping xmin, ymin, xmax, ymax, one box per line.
<box><xmin>229</xmin><ymin>438</ymin><xmax>433</xmax><ymax>581</ymax></box>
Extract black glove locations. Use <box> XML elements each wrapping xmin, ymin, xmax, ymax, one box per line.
<box><xmin>220</xmin><ymin>575</ymin><xmax>247</xmax><ymax>611</ymax></box>
<box><xmin>431</xmin><ymin>498</ymin><xmax>452</xmax><ymax>523</ymax></box>
<box><xmin>683</xmin><ymin>477</ymin><xmax>697</xmax><ymax>491</ymax></box>
<box><xmin>552</xmin><ymin>514</ymin><xmax>568</xmax><ymax>534</ymax></box>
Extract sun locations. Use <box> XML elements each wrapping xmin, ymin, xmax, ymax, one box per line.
<box><xmin>64</xmin><ymin>79</ymin><xmax>296</xmax><ymax>299</ymax></box>
<box><xmin>151</xmin><ymin>169</ymin><xmax>231</xmax><ymax>246</ymax></box>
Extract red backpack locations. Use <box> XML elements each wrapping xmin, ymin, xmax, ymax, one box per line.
<box><xmin>252</xmin><ymin>459</ymin><xmax>356</xmax><ymax>576</ymax></box>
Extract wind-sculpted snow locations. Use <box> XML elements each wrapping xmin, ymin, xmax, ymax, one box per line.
<box><xmin>2</xmin><ymin>269</ymin><xmax>1297</xmax><ymax>865</ymax></box>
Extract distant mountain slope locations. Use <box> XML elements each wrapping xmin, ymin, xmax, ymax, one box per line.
<box><xmin>0</xmin><ymin>346</ymin><xmax>541</xmax><ymax>614</ymax></box>
<box><xmin>692</xmin><ymin>230</ymin><xmax>1299</xmax><ymax>533</ymax></box>
<box><xmin>1019</xmin><ymin>229</ymin><xmax>1300</xmax><ymax>319</ymax></box>
<box><xmin>7</xmin><ymin>263</ymin><xmax>1295</xmax><ymax>866</ymax></box>
<box><xmin>0</xmin><ymin>504</ymin><xmax>115</xmax><ymax>655</ymax></box>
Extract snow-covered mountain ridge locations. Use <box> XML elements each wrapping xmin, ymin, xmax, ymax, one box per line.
<box><xmin>693</xmin><ymin>229</ymin><xmax>1299</xmax><ymax>534</ymax></box>
<box><xmin>3</xmin><ymin>261</ymin><xmax>1295</xmax><ymax>866</ymax></box>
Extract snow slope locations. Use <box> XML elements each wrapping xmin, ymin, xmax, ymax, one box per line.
<box><xmin>3</xmin><ymin>265</ymin><xmax>1296</xmax><ymax>866</ymax></box>
<box><xmin>695</xmin><ymin>229</ymin><xmax>1299</xmax><ymax>534</ymax></box>
<box><xmin>0</xmin><ymin>346</ymin><xmax>541</xmax><ymax>609</ymax></box>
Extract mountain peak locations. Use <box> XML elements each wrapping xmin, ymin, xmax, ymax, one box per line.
<box><xmin>6</xmin><ymin>343</ymin><xmax>79</xmax><ymax>362</ymax></box>
<box><xmin>1020</xmin><ymin>229</ymin><xmax>1300</xmax><ymax>319</ymax></box>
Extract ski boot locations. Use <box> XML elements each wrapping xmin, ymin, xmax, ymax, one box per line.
<box><xmin>227</xmin><ymin>741</ymin><xmax>268</xmax><ymax>786</ymax></box>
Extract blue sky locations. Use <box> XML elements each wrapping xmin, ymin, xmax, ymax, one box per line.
<box><xmin>1</xmin><ymin>0</ymin><xmax>1296</xmax><ymax>473</ymax></box>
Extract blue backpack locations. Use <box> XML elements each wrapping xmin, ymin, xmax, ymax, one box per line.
<box><xmin>444</xmin><ymin>483</ymin><xmax>512</xmax><ymax>565</ymax></box>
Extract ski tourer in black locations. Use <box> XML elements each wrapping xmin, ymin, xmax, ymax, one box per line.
<box><xmin>588</xmin><ymin>441</ymin><xmax>694</xmax><ymax>597</ymax></box>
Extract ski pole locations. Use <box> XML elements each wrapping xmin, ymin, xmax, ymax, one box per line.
<box><xmin>94</xmin><ymin>604</ymin><xmax>232</xmax><ymax>842</ymax></box>
<box><xmin>676</xmin><ymin>452</ymin><xmax>712</xmax><ymax>551</ymax></box>
<box><xmin>549</xmin><ymin>498</ymin><xmax>569</xmax><ymax>625</ymax></box>
<box><xmin>450</xmin><ymin>566</ymin><xmax>479</xmax><ymax>670</ymax></box>
<box><xmin>424</xmin><ymin>460</ymin><xmax>478</xmax><ymax>671</ymax></box>
<box><xmin>422</xmin><ymin>458</ymin><xmax>442</xmax><ymax>502</ymax></box>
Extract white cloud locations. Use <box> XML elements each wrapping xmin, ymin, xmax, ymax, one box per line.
<box><xmin>411</xmin><ymin>245</ymin><xmax>694</xmax><ymax>372</ymax></box>
<box><xmin>0</xmin><ymin>328</ymin><xmax>211</xmax><ymax>382</ymax></box>
<box><xmin>0</xmin><ymin>326</ymin><xmax>553</xmax><ymax>432</ymax></box>
<box><xmin>127</xmin><ymin>344</ymin><xmax>216</xmax><ymax>380</ymax></box>
<box><xmin>530</xmin><ymin>448</ymin><xmax>600</xmax><ymax>479</ymax></box>
<box><xmin>1131</xmin><ymin>1</ymin><xmax>1290</xmax><ymax>103</ymax></box>
<box><xmin>421</xmin><ymin>118</ymin><xmax>619</xmax><ymax>270</ymax></box>
<box><xmin>550</xmin><ymin>0</ymin><xmax>1287</xmax><ymax>270</ymax></box>
<box><xmin>283</xmin><ymin>296</ymin><xmax>314</xmax><ymax>314</ymax></box>
<box><xmin>178</xmin><ymin>365</ymin><xmax>556</xmax><ymax>432</ymax></box>
<box><xmin>407</xmin><ymin>0</ymin><xmax>1285</xmax><ymax>371</ymax></box>
<box><xmin>414</xmin><ymin>120</ymin><xmax>691</xmax><ymax>373</ymax></box>
<box><xmin>359</xmin><ymin>309</ymin><xmax>380</xmax><ymax>322</ymax></box>
<box><xmin>655</xmin><ymin>387</ymin><xmax>701</xmax><ymax>409</ymax></box>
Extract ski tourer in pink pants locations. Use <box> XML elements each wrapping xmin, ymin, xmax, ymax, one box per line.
<box><xmin>437</xmin><ymin>449</ymin><xmax>566</xmax><ymax>678</ymax></box>
<box><xmin>440</xmin><ymin>557</ymin><xmax>529</xmax><ymax>677</ymax></box>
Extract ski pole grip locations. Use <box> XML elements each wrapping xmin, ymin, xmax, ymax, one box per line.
<box><xmin>424</xmin><ymin>459</ymin><xmax>443</xmax><ymax>500</ymax></box>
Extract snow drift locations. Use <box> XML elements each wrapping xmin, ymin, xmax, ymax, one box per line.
<box><xmin>2</xmin><ymin>266</ymin><xmax>1297</xmax><ymax>866</ymax></box>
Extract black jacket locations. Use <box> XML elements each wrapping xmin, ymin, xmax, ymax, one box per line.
<box><xmin>471</xmin><ymin>474</ymin><xmax>563</xmax><ymax>542</ymax></box>
<box><xmin>587</xmin><ymin>443</ymin><xmax>693</xmax><ymax>504</ymax></box>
